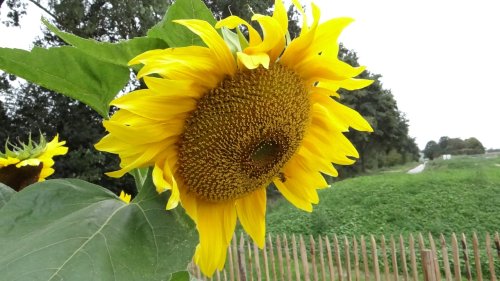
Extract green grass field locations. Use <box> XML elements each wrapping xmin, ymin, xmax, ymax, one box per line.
<box><xmin>266</xmin><ymin>154</ymin><xmax>500</xmax><ymax>236</ymax></box>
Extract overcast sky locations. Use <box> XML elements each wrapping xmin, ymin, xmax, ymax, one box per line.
<box><xmin>1</xmin><ymin>0</ymin><xmax>499</xmax><ymax>149</ymax></box>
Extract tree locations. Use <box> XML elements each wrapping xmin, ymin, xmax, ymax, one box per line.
<box><xmin>423</xmin><ymin>140</ymin><xmax>441</xmax><ymax>160</ymax></box>
<box><xmin>463</xmin><ymin>137</ymin><xmax>485</xmax><ymax>155</ymax></box>
<box><xmin>335</xmin><ymin>45</ymin><xmax>419</xmax><ymax>176</ymax></box>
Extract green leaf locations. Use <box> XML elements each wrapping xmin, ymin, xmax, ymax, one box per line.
<box><xmin>0</xmin><ymin>178</ymin><xmax>197</xmax><ymax>280</ymax></box>
<box><xmin>131</xmin><ymin>167</ymin><xmax>151</xmax><ymax>192</ymax></box>
<box><xmin>43</xmin><ymin>19</ymin><xmax>168</xmax><ymax>67</ymax></box>
<box><xmin>0</xmin><ymin>183</ymin><xmax>15</xmax><ymax>209</ymax></box>
<box><xmin>168</xmin><ymin>271</ymin><xmax>191</xmax><ymax>281</ymax></box>
<box><xmin>0</xmin><ymin>47</ymin><xmax>129</xmax><ymax>117</ymax></box>
<box><xmin>147</xmin><ymin>0</ymin><xmax>216</xmax><ymax>47</ymax></box>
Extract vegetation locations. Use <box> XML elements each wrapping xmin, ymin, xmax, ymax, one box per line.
<box><xmin>423</xmin><ymin>136</ymin><xmax>486</xmax><ymax>160</ymax></box>
<box><xmin>267</xmin><ymin>154</ymin><xmax>500</xmax><ymax>236</ymax></box>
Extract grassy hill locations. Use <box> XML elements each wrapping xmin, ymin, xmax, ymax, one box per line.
<box><xmin>266</xmin><ymin>154</ymin><xmax>500</xmax><ymax>236</ymax></box>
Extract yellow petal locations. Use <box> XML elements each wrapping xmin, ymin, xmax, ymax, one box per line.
<box><xmin>0</xmin><ymin>157</ymin><xmax>20</xmax><ymax>168</ymax></box>
<box><xmin>235</xmin><ymin>188</ymin><xmax>266</xmax><ymax>248</ymax></box>
<box><xmin>16</xmin><ymin>158</ymin><xmax>41</xmax><ymax>168</ymax></box>
<box><xmin>38</xmin><ymin>167</ymin><xmax>54</xmax><ymax>180</ymax></box>
<box><xmin>250</xmin><ymin>14</ymin><xmax>285</xmax><ymax>62</ymax></box>
<box><xmin>194</xmin><ymin>200</ymin><xmax>237</xmax><ymax>277</ymax></box>
<box><xmin>174</xmin><ymin>19</ymin><xmax>236</xmax><ymax>76</ymax></box>
<box><xmin>273</xmin><ymin>178</ymin><xmax>312</xmax><ymax>212</ymax></box>
<box><xmin>111</xmin><ymin>89</ymin><xmax>197</xmax><ymax>121</ymax></box>
<box><xmin>216</xmin><ymin>16</ymin><xmax>262</xmax><ymax>46</ymax></box>
<box><xmin>272</xmin><ymin>0</ymin><xmax>288</xmax><ymax>34</ymax></box>
<box><xmin>311</xmin><ymin>92</ymin><xmax>373</xmax><ymax>132</ymax></box>
<box><xmin>119</xmin><ymin>191</ymin><xmax>132</xmax><ymax>204</ymax></box>
<box><xmin>236</xmin><ymin>52</ymin><xmax>270</xmax><ymax>69</ymax></box>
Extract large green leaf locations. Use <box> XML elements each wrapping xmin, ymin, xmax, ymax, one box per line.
<box><xmin>147</xmin><ymin>0</ymin><xmax>216</xmax><ymax>47</ymax></box>
<box><xmin>0</xmin><ymin>178</ymin><xmax>197</xmax><ymax>280</ymax></box>
<box><xmin>0</xmin><ymin>183</ymin><xmax>15</xmax><ymax>209</ymax></box>
<box><xmin>43</xmin><ymin>19</ymin><xmax>168</xmax><ymax>67</ymax></box>
<box><xmin>0</xmin><ymin>46</ymin><xmax>129</xmax><ymax>117</ymax></box>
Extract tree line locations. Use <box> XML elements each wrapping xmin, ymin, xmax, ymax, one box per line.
<box><xmin>423</xmin><ymin>136</ymin><xmax>485</xmax><ymax>160</ymax></box>
<box><xmin>0</xmin><ymin>0</ymin><xmax>419</xmax><ymax>193</ymax></box>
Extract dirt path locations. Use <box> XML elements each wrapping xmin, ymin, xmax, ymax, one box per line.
<box><xmin>407</xmin><ymin>161</ymin><xmax>426</xmax><ymax>174</ymax></box>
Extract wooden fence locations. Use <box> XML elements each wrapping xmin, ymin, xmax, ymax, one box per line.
<box><xmin>192</xmin><ymin>232</ymin><xmax>500</xmax><ymax>281</ymax></box>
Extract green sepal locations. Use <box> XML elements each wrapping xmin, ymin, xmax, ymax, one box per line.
<box><xmin>221</xmin><ymin>27</ymin><xmax>242</xmax><ymax>57</ymax></box>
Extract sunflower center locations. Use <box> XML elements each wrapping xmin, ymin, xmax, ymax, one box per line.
<box><xmin>0</xmin><ymin>163</ymin><xmax>43</xmax><ymax>191</ymax></box>
<box><xmin>177</xmin><ymin>64</ymin><xmax>310</xmax><ymax>202</ymax></box>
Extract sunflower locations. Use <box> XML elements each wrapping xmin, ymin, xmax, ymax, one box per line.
<box><xmin>95</xmin><ymin>0</ymin><xmax>373</xmax><ymax>276</ymax></box>
<box><xmin>0</xmin><ymin>134</ymin><xmax>68</xmax><ymax>191</ymax></box>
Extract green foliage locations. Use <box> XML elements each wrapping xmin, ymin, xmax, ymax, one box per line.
<box><xmin>44</xmin><ymin>19</ymin><xmax>168</xmax><ymax>67</ymax></box>
<box><xmin>424</xmin><ymin>136</ymin><xmax>486</xmax><ymax>159</ymax></box>
<box><xmin>423</xmin><ymin>140</ymin><xmax>441</xmax><ymax>160</ymax></box>
<box><xmin>0</xmin><ymin>183</ymin><xmax>15</xmax><ymax>209</ymax></box>
<box><xmin>267</xmin><ymin>155</ymin><xmax>500</xmax><ymax>236</ymax></box>
<box><xmin>0</xmin><ymin>177</ymin><xmax>197</xmax><ymax>280</ymax></box>
<box><xmin>0</xmin><ymin>46</ymin><xmax>129</xmax><ymax>117</ymax></box>
<box><xmin>148</xmin><ymin>0</ymin><xmax>217</xmax><ymax>47</ymax></box>
<box><xmin>336</xmin><ymin>45</ymin><xmax>419</xmax><ymax>176</ymax></box>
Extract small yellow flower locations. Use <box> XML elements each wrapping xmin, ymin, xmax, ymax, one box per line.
<box><xmin>119</xmin><ymin>190</ymin><xmax>132</xmax><ymax>204</ymax></box>
<box><xmin>96</xmin><ymin>0</ymin><xmax>372</xmax><ymax>276</ymax></box>
<box><xmin>0</xmin><ymin>134</ymin><xmax>68</xmax><ymax>191</ymax></box>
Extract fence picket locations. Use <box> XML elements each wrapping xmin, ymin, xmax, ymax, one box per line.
<box><xmin>230</xmin><ymin>234</ymin><xmax>236</xmax><ymax>281</ymax></box>
<box><xmin>283</xmin><ymin>234</ymin><xmax>292</xmax><ymax>281</ymax></box>
<box><xmin>319</xmin><ymin>235</ymin><xmax>327</xmax><ymax>281</ymax></box>
<box><xmin>248</xmin><ymin>241</ymin><xmax>254</xmax><ymax>281</ymax></box>
<box><xmin>380</xmin><ymin>236</ymin><xmax>390</xmax><ymax>281</ymax></box>
<box><xmin>390</xmin><ymin>236</ymin><xmax>399</xmax><ymax>281</ymax></box>
<box><xmin>291</xmin><ymin>235</ymin><xmax>300</xmax><ymax>281</ymax></box>
<box><xmin>334</xmin><ymin>235</ymin><xmax>343</xmax><ymax>281</ymax></box>
<box><xmin>461</xmin><ymin>233</ymin><xmax>472</xmax><ymax>281</ymax></box>
<box><xmin>325</xmin><ymin>236</ymin><xmax>336</xmax><ymax>281</ymax></box>
<box><xmin>300</xmin><ymin>235</ymin><xmax>310</xmax><ymax>281</ymax></box>
<box><xmin>471</xmin><ymin>232</ymin><xmax>483</xmax><ymax>281</ymax></box>
<box><xmin>428</xmin><ymin>233</ymin><xmax>441</xmax><ymax>281</ymax></box>
<box><xmin>268</xmin><ymin>234</ymin><xmax>277</xmax><ymax>281</ymax></box>
<box><xmin>439</xmin><ymin>234</ymin><xmax>452</xmax><ymax>281</ymax></box>
<box><xmin>353</xmin><ymin>237</ymin><xmax>360</xmax><ymax>281</ymax></box>
<box><xmin>263</xmin><ymin>238</ymin><xmax>271</xmax><ymax>281</ymax></box>
<box><xmin>418</xmin><ymin>233</ymin><xmax>425</xmax><ymax>252</ymax></box>
<box><xmin>344</xmin><ymin>236</ymin><xmax>352</xmax><ymax>281</ymax></box>
<box><xmin>239</xmin><ymin>233</ymin><xmax>247</xmax><ymax>281</ymax></box>
<box><xmin>399</xmin><ymin>235</ymin><xmax>409</xmax><ymax>281</ymax></box>
<box><xmin>421</xmin><ymin>249</ymin><xmax>437</xmax><ymax>281</ymax></box>
<box><xmin>361</xmin><ymin>236</ymin><xmax>369</xmax><ymax>281</ymax></box>
<box><xmin>485</xmin><ymin>233</ymin><xmax>497</xmax><ymax>281</ymax></box>
<box><xmin>311</xmin><ymin>235</ymin><xmax>319</xmax><ymax>281</ymax></box>
<box><xmin>370</xmin><ymin>235</ymin><xmax>380</xmax><ymax>281</ymax></box>
<box><xmin>253</xmin><ymin>242</ymin><xmax>262</xmax><ymax>281</ymax></box>
<box><xmin>409</xmin><ymin>234</ymin><xmax>418</xmax><ymax>281</ymax></box>
<box><xmin>276</xmin><ymin>235</ymin><xmax>285</xmax><ymax>281</ymax></box>
<box><xmin>451</xmin><ymin>233</ymin><xmax>461</xmax><ymax>281</ymax></box>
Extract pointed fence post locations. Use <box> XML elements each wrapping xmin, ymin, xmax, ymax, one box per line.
<box><xmin>421</xmin><ymin>249</ymin><xmax>437</xmax><ymax>281</ymax></box>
